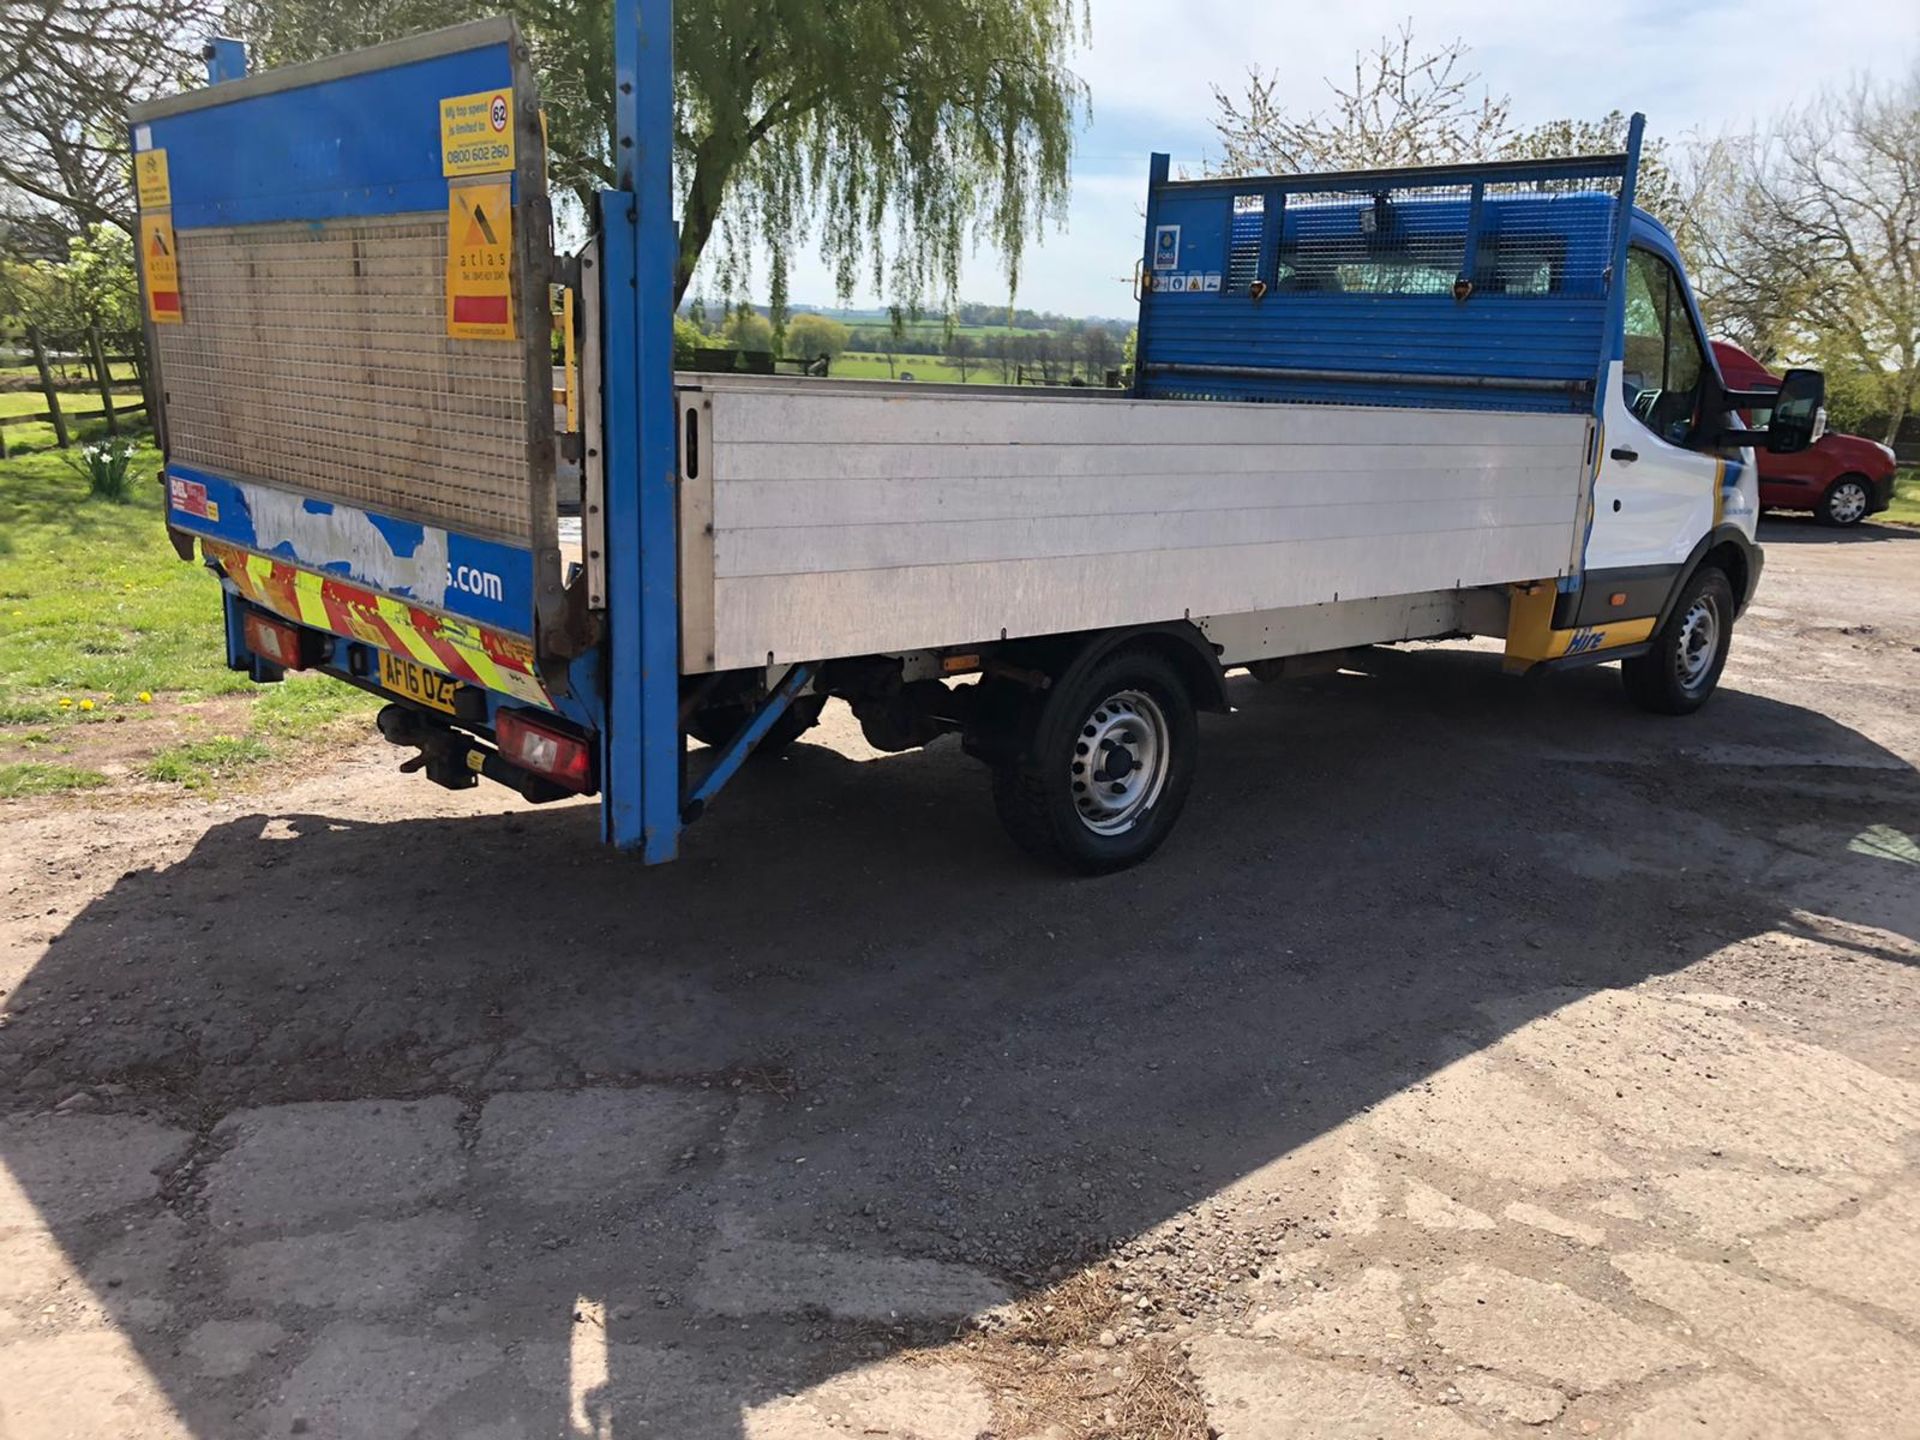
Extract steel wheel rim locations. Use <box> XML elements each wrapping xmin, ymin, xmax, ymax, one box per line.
<box><xmin>1674</xmin><ymin>595</ymin><xmax>1721</xmax><ymax>693</ymax></box>
<box><xmin>1830</xmin><ymin>482</ymin><xmax>1868</xmax><ymax>524</ymax></box>
<box><xmin>1070</xmin><ymin>689</ymin><xmax>1170</xmax><ymax>835</ymax></box>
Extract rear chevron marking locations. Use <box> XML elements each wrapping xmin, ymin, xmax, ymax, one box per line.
<box><xmin>206</xmin><ymin>541</ymin><xmax>550</xmax><ymax>708</ymax></box>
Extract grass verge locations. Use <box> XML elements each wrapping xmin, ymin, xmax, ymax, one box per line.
<box><xmin>1</xmin><ymin>439</ymin><xmax>378</xmax><ymax>798</ymax></box>
<box><xmin>1883</xmin><ymin>468</ymin><xmax>1919</xmax><ymax>527</ymax></box>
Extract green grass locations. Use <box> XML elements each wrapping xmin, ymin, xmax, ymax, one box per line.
<box><xmin>0</xmin><ymin>410</ymin><xmax>131</xmax><ymax>457</ymax></box>
<box><xmin>251</xmin><ymin>674</ymin><xmax>380</xmax><ymax>737</ymax></box>
<box><xmin>0</xmin><ymin>760</ymin><xmax>110</xmax><ymax>797</ymax></box>
<box><xmin>1884</xmin><ymin>468</ymin><xmax>1919</xmax><ymax>527</ymax></box>
<box><xmin>0</xmin><ymin>442</ymin><xmax>250</xmax><ymax>722</ymax></box>
<box><xmin>0</xmin><ymin>440</ymin><xmax>377</xmax><ymax>795</ymax></box>
<box><xmin>833</xmin><ymin>353</ymin><xmax>990</xmax><ymax>384</ymax></box>
<box><xmin>142</xmin><ymin>735</ymin><xmax>271</xmax><ymax>789</ymax></box>
<box><xmin>0</xmin><ymin>388</ymin><xmax>143</xmax><ymax>420</ymax></box>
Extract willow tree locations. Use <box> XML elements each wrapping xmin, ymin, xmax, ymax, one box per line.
<box><xmin>235</xmin><ymin>0</ymin><xmax>1087</xmax><ymax>310</ymax></box>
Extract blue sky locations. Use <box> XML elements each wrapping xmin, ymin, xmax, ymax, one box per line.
<box><xmin>754</xmin><ymin>0</ymin><xmax>1919</xmax><ymax>319</ymax></box>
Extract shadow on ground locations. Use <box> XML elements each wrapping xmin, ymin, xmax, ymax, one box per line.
<box><xmin>1758</xmin><ymin>513</ymin><xmax>1920</xmax><ymax>547</ymax></box>
<box><xmin>3</xmin><ymin>644</ymin><xmax>1917</xmax><ymax>1436</ymax></box>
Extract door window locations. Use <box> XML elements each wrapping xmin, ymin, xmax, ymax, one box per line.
<box><xmin>1620</xmin><ymin>248</ymin><xmax>1707</xmax><ymax>445</ymax></box>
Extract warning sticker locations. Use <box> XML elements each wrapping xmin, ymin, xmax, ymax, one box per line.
<box><xmin>168</xmin><ymin>476</ymin><xmax>217</xmax><ymax>522</ymax></box>
<box><xmin>140</xmin><ymin>212</ymin><xmax>182</xmax><ymax>325</ymax></box>
<box><xmin>446</xmin><ymin>180</ymin><xmax>515</xmax><ymax>340</ymax></box>
<box><xmin>134</xmin><ymin>149</ymin><xmax>172</xmax><ymax>210</ymax></box>
<box><xmin>441</xmin><ymin>89</ymin><xmax>515</xmax><ymax>177</ymax></box>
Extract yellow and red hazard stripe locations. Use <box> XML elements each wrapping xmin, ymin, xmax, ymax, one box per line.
<box><xmin>206</xmin><ymin>541</ymin><xmax>551</xmax><ymax>708</ymax></box>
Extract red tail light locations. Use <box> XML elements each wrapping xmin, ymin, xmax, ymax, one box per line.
<box><xmin>242</xmin><ymin>612</ymin><xmax>311</xmax><ymax>670</ymax></box>
<box><xmin>495</xmin><ymin>709</ymin><xmax>593</xmax><ymax>793</ymax></box>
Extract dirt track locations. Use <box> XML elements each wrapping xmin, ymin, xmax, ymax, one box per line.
<box><xmin>2</xmin><ymin>516</ymin><xmax>1918</xmax><ymax>1439</ymax></box>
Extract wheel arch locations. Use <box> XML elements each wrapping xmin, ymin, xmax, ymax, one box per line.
<box><xmin>1658</xmin><ymin>524</ymin><xmax>1761</xmax><ymax>627</ymax></box>
<box><xmin>1015</xmin><ymin>622</ymin><xmax>1231</xmax><ymax>717</ymax></box>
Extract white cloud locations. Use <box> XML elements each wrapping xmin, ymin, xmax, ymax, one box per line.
<box><xmin>765</xmin><ymin>0</ymin><xmax>1920</xmax><ymax>317</ymax></box>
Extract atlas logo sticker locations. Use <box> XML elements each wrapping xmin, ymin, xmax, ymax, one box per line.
<box><xmin>140</xmin><ymin>212</ymin><xmax>182</xmax><ymax>324</ymax></box>
<box><xmin>446</xmin><ymin>179</ymin><xmax>515</xmax><ymax>340</ymax></box>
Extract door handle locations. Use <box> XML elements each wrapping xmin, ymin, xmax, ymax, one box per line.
<box><xmin>1609</xmin><ymin>446</ymin><xmax>1639</xmax><ymax>463</ymax></box>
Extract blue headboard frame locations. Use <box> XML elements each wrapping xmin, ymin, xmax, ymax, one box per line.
<box><xmin>1133</xmin><ymin>144</ymin><xmax>1640</xmax><ymax>415</ymax></box>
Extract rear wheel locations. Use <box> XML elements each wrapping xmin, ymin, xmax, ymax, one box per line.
<box><xmin>1818</xmin><ymin>475</ymin><xmax>1872</xmax><ymax>527</ymax></box>
<box><xmin>991</xmin><ymin>647</ymin><xmax>1198</xmax><ymax>873</ymax></box>
<box><xmin>1621</xmin><ymin>566</ymin><xmax>1734</xmax><ymax>715</ymax></box>
<box><xmin>687</xmin><ymin>694</ymin><xmax>826</xmax><ymax>759</ymax></box>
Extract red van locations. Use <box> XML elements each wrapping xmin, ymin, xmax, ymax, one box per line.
<box><xmin>1712</xmin><ymin>342</ymin><xmax>1897</xmax><ymax>526</ymax></box>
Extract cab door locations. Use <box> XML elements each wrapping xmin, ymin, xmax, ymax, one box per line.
<box><xmin>1585</xmin><ymin>246</ymin><xmax>1722</xmax><ymax>576</ymax></box>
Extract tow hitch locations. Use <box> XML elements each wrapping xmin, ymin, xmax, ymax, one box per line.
<box><xmin>376</xmin><ymin>705</ymin><xmax>573</xmax><ymax>804</ymax></box>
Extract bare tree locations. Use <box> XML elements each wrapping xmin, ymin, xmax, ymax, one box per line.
<box><xmin>1081</xmin><ymin>323</ymin><xmax>1116</xmax><ymax>381</ymax></box>
<box><xmin>1687</xmin><ymin>66</ymin><xmax>1919</xmax><ymax>443</ymax></box>
<box><xmin>1206</xmin><ymin>27</ymin><xmax>1684</xmax><ymax>244</ymax></box>
<box><xmin>0</xmin><ymin>0</ymin><xmax>214</xmax><ymax>237</ymax></box>
<box><xmin>1209</xmin><ymin>25</ymin><xmax>1511</xmax><ymax>175</ymax></box>
<box><xmin>944</xmin><ymin>332</ymin><xmax>978</xmax><ymax>382</ymax></box>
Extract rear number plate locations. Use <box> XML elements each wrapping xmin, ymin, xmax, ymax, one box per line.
<box><xmin>380</xmin><ymin>651</ymin><xmax>457</xmax><ymax>713</ymax></box>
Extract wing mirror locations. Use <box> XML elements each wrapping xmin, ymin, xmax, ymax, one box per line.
<box><xmin>1716</xmin><ymin>367</ymin><xmax>1826</xmax><ymax>454</ymax></box>
<box><xmin>1764</xmin><ymin>368</ymin><xmax>1825</xmax><ymax>454</ymax></box>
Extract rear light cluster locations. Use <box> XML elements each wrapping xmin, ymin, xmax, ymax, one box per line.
<box><xmin>242</xmin><ymin>611</ymin><xmax>315</xmax><ymax>670</ymax></box>
<box><xmin>495</xmin><ymin>709</ymin><xmax>593</xmax><ymax>793</ymax></box>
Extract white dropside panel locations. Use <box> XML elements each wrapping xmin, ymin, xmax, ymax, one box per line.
<box><xmin>688</xmin><ymin>382</ymin><xmax>1591</xmax><ymax>672</ymax></box>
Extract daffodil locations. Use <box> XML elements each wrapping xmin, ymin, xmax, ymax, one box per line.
<box><xmin>79</xmin><ymin>698</ymin><xmax>95</xmax><ymax>712</ymax></box>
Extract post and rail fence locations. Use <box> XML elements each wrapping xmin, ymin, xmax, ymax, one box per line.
<box><xmin>0</xmin><ymin>324</ymin><xmax>150</xmax><ymax>459</ymax></box>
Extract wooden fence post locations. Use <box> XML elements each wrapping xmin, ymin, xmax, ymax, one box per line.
<box><xmin>89</xmin><ymin>323</ymin><xmax>120</xmax><ymax>437</ymax></box>
<box><xmin>28</xmin><ymin>326</ymin><xmax>71</xmax><ymax>449</ymax></box>
<box><xmin>132</xmin><ymin>332</ymin><xmax>158</xmax><ymax>432</ymax></box>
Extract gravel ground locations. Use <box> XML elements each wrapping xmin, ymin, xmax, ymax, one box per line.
<box><xmin>1</xmin><ymin>515</ymin><xmax>1917</xmax><ymax>1439</ymax></box>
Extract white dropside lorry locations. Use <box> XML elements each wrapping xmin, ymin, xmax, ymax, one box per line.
<box><xmin>133</xmin><ymin>8</ymin><xmax>1824</xmax><ymax>871</ymax></box>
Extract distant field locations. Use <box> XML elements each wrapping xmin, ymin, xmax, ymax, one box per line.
<box><xmin>833</xmin><ymin>351</ymin><xmax>1115</xmax><ymax>386</ymax></box>
<box><xmin>833</xmin><ymin>353</ymin><xmax>1001</xmax><ymax>384</ymax></box>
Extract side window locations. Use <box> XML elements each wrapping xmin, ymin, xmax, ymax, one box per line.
<box><xmin>1620</xmin><ymin>248</ymin><xmax>1708</xmax><ymax>445</ymax></box>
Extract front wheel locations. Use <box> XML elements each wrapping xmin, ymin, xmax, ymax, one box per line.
<box><xmin>1621</xmin><ymin>566</ymin><xmax>1734</xmax><ymax>715</ymax></box>
<box><xmin>1818</xmin><ymin>476</ymin><xmax>1872</xmax><ymax>527</ymax></box>
<box><xmin>991</xmin><ymin>647</ymin><xmax>1198</xmax><ymax>874</ymax></box>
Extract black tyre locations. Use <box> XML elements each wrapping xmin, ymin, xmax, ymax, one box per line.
<box><xmin>1621</xmin><ymin>566</ymin><xmax>1734</xmax><ymax>715</ymax></box>
<box><xmin>1817</xmin><ymin>475</ymin><xmax>1872</xmax><ymax>527</ymax></box>
<box><xmin>687</xmin><ymin>694</ymin><xmax>826</xmax><ymax>758</ymax></box>
<box><xmin>991</xmin><ymin>647</ymin><xmax>1198</xmax><ymax>874</ymax></box>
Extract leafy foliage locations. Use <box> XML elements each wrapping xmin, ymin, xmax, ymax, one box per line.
<box><xmin>720</xmin><ymin>308</ymin><xmax>775</xmax><ymax>353</ymax></box>
<box><xmin>784</xmin><ymin>312</ymin><xmax>849</xmax><ymax>362</ymax></box>
<box><xmin>231</xmin><ymin>0</ymin><xmax>1087</xmax><ymax>312</ymax></box>
<box><xmin>2</xmin><ymin>224</ymin><xmax>141</xmax><ymax>341</ymax></box>
<box><xmin>1682</xmin><ymin>65</ymin><xmax>1920</xmax><ymax>444</ymax></box>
